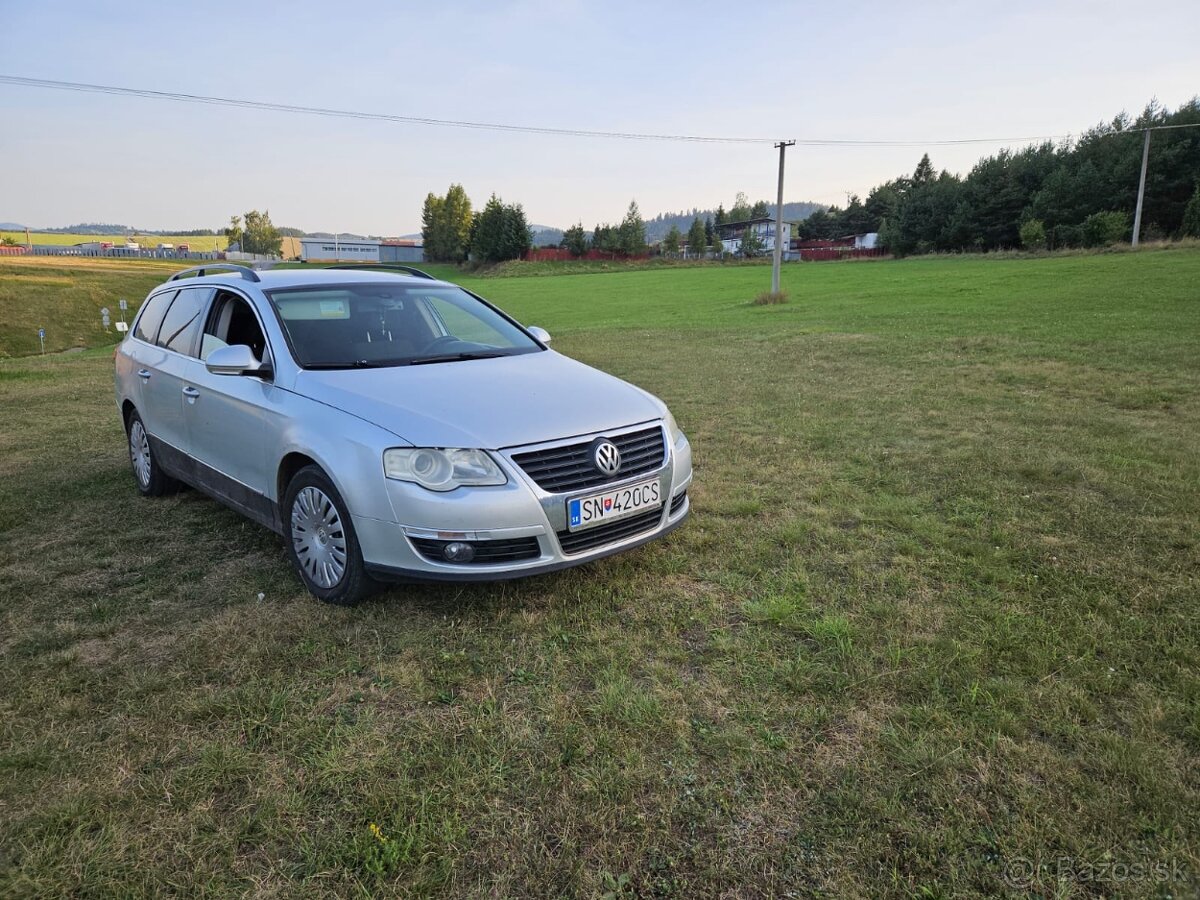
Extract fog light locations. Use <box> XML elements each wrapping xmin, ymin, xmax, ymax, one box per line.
<box><xmin>442</xmin><ymin>541</ymin><xmax>475</xmax><ymax>563</ymax></box>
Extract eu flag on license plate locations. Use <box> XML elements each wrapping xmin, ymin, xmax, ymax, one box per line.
<box><xmin>568</xmin><ymin>499</ymin><xmax>582</xmax><ymax>528</ymax></box>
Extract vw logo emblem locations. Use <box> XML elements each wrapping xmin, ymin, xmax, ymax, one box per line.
<box><xmin>592</xmin><ymin>439</ymin><xmax>621</xmax><ymax>476</ymax></box>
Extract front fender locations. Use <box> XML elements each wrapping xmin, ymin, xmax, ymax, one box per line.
<box><xmin>272</xmin><ymin>395</ymin><xmax>407</xmax><ymax>523</ymax></box>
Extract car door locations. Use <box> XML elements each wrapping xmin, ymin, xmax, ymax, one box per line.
<box><xmin>179</xmin><ymin>290</ymin><xmax>279</xmax><ymax>527</ymax></box>
<box><xmin>122</xmin><ymin>288</ymin><xmax>176</xmax><ymax>434</ymax></box>
<box><xmin>133</xmin><ymin>288</ymin><xmax>212</xmax><ymax>458</ymax></box>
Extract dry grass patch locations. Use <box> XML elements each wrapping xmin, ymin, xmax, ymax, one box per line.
<box><xmin>751</xmin><ymin>290</ymin><xmax>788</xmax><ymax>305</ymax></box>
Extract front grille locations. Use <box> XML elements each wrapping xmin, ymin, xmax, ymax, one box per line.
<box><xmin>512</xmin><ymin>425</ymin><xmax>666</xmax><ymax>493</ymax></box>
<box><xmin>410</xmin><ymin>536</ymin><xmax>541</xmax><ymax>564</ymax></box>
<box><xmin>670</xmin><ymin>490</ymin><xmax>688</xmax><ymax>516</ymax></box>
<box><xmin>556</xmin><ymin>507</ymin><xmax>663</xmax><ymax>555</ymax></box>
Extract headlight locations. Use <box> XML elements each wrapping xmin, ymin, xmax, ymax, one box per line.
<box><xmin>383</xmin><ymin>448</ymin><xmax>507</xmax><ymax>491</ymax></box>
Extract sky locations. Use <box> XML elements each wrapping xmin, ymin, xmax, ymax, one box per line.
<box><xmin>1</xmin><ymin>0</ymin><xmax>1197</xmax><ymax>235</ymax></box>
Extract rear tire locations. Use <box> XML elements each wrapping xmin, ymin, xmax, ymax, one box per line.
<box><xmin>126</xmin><ymin>410</ymin><xmax>178</xmax><ymax>497</ymax></box>
<box><xmin>283</xmin><ymin>465</ymin><xmax>375</xmax><ymax>605</ymax></box>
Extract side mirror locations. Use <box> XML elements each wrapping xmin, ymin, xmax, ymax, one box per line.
<box><xmin>528</xmin><ymin>325</ymin><xmax>551</xmax><ymax>345</ymax></box>
<box><xmin>206</xmin><ymin>344</ymin><xmax>268</xmax><ymax>376</ymax></box>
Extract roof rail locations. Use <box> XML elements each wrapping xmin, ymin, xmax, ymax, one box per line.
<box><xmin>169</xmin><ymin>263</ymin><xmax>262</xmax><ymax>283</ymax></box>
<box><xmin>324</xmin><ymin>263</ymin><xmax>436</xmax><ymax>280</ymax></box>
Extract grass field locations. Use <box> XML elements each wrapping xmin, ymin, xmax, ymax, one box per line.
<box><xmin>1</xmin><ymin>251</ymin><xmax>1198</xmax><ymax>896</ymax></box>
<box><xmin>0</xmin><ymin>256</ymin><xmax>191</xmax><ymax>357</ymax></box>
<box><xmin>1</xmin><ymin>231</ymin><xmax>227</xmax><ymax>252</ymax></box>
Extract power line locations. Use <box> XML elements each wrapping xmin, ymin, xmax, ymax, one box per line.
<box><xmin>0</xmin><ymin>75</ymin><xmax>778</xmax><ymax>144</ymax></box>
<box><xmin>4</xmin><ymin>75</ymin><xmax>1196</xmax><ymax>148</ymax></box>
<box><xmin>0</xmin><ymin>73</ymin><xmax>1123</xmax><ymax>148</ymax></box>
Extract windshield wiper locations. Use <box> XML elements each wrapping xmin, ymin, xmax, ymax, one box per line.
<box><xmin>304</xmin><ymin>359</ymin><xmax>398</xmax><ymax>370</ymax></box>
<box><xmin>409</xmin><ymin>351</ymin><xmax>507</xmax><ymax>366</ymax></box>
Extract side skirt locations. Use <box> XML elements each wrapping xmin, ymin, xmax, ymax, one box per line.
<box><xmin>151</xmin><ymin>437</ymin><xmax>283</xmax><ymax>534</ymax></box>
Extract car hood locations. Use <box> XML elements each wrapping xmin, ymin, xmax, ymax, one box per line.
<box><xmin>292</xmin><ymin>350</ymin><xmax>663</xmax><ymax>449</ymax></box>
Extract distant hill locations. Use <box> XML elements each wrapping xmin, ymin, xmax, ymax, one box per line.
<box><xmin>530</xmin><ymin>224</ymin><xmax>564</xmax><ymax>247</ymax></box>
<box><xmin>8</xmin><ymin>222</ymin><xmax>224</xmax><ymax>236</ymax></box>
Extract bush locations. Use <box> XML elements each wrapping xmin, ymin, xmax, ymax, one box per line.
<box><xmin>1080</xmin><ymin>211</ymin><xmax>1130</xmax><ymax>248</ymax></box>
<box><xmin>1019</xmin><ymin>219</ymin><xmax>1047</xmax><ymax>251</ymax></box>
<box><xmin>752</xmin><ymin>291</ymin><xmax>788</xmax><ymax>305</ymax></box>
<box><xmin>1051</xmin><ymin>224</ymin><xmax>1080</xmax><ymax>249</ymax></box>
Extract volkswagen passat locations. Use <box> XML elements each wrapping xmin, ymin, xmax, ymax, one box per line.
<box><xmin>114</xmin><ymin>264</ymin><xmax>691</xmax><ymax>604</ymax></box>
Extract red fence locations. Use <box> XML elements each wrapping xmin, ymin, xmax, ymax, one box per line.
<box><xmin>0</xmin><ymin>245</ymin><xmax>30</xmax><ymax>255</ymax></box>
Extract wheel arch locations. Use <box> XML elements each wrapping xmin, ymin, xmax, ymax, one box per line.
<box><xmin>121</xmin><ymin>399</ymin><xmax>138</xmax><ymax>431</ymax></box>
<box><xmin>277</xmin><ymin>452</ymin><xmax>320</xmax><ymax>505</ymax></box>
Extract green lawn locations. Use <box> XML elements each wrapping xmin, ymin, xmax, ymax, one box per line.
<box><xmin>0</xmin><ymin>256</ymin><xmax>189</xmax><ymax>357</ymax></box>
<box><xmin>1</xmin><ymin>250</ymin><xmax>1198</xmax><ymax>896</ymax></box>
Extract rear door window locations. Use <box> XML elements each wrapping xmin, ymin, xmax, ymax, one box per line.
<box><xmin>132</xmin><ymin>290</ymin><xmax>177</xmax><ymax>344</ymax></box>
<box><xmin>156</xmin><ymin>287</ymin><xmax>214</xmax><ymax>357</ymax></box>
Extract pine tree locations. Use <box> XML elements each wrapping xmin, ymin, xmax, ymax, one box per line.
<box><xmin>687</xmin><ymin>217</ymin><xmax>707</xmax><ymax>258</ymax></box>
<box><xmin>421</xmin><ymin>193</ymin><xmax>448</xmax><ymax>261</ymax></box>
<box><xmin>912</xmin><ymin>153</ymin><xmax>935</xmax><ymax>185</ymax></box>
<box><xmin>563</xmin><ymin>222</ymin><xmax>588</xmax><ymax>257</ymax></box>
<box><xmin>663</xmin><ymin>225</ymin><xmax>682</xmax><ymax>255</ymax></box>
<box><xmin>442</xmin><ymin>184</ymin><xmax>473</xmax><ymax>262</ymax></box>
<box><xmin>619</xmin><ymin>200</ymin><xmax>646</xmax><ymax>256</ymax></box>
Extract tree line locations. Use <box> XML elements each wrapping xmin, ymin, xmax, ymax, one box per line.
<box><xmin>561</xmin><ymin>192</ymin><xmax>790</xmax><ymax>259</ymax></box>
<box><xmin>796</xmin><ymin>97</ymin><xmax>1200</xmax><ymax>255</ymax></box>
<box><xmin>422</xmin><ymin>185</ymin><xmax>533</xmax><ymax>263</ymax></box>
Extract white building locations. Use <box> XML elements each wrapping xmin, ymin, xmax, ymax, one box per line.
<box><xmin>717</xmin><ymin>217</ymin><xmax>792</xmax><ymax>256</ymax></box>
<box><xmin>299</xmin><ymin>237</ymin><xmax>382</xmax><ymax>263</ymax></box>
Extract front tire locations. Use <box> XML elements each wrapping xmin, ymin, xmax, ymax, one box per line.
<box><xmin>283</xmin><ymin>465</ymin><xmax>375</xmax><ymax>605</ymax></box>
<box><xmin>127</xmin><ymin>410</ymin><xmax>178</xmax><ymax>497</ymax></box>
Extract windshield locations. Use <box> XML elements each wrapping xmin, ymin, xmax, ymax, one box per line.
<box><xmin>265</xmin><ymin>283</ymin><xmax>542</xmax><ymax>369</ymax></box>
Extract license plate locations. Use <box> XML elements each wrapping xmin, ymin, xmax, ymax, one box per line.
<box><xmin>567</xmin><ymin>478</ymin><xmax>662</xmax><ymax>532</ymax></box>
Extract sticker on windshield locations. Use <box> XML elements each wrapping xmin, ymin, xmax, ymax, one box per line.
<box><xmin>277</xmin><ymin>296</ymin><xmax>352</xmax><ymax>320</ymax></box>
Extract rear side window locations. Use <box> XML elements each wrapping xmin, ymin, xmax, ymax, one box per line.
<box><xmin>133</xmin><ymin>290</ymin><xmax>176</xmax><ymax>344</ymax></box>
<box><xmin>156</xmin><ymin>287</ymin><xmax>213</xmax><ymax>356</ymax></box>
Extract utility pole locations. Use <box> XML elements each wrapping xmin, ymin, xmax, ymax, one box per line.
<box><xmin>1132</xmin><ymin>129</ymin><xmax>1151</xmax><ymax>247</ymax></box>
<box><xmin>772</xmin><ymin>140</ymin><xmax>795</xmax><ymax>295</ymax></box>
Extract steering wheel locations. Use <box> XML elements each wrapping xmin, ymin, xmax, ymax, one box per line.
<box><xmin>422</xmin><ymin>335</ymin><xmax>461</xmax><ymax>353</ymax></box>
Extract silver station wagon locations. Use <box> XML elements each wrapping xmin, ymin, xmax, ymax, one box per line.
<box><xmin>114</xmin><ymin>264</ymin><xmax>692</xmax><ymax>604</ymax></box>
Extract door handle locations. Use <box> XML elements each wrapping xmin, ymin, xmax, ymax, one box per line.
<box><xmin>182</xmin><ymin>386</ymin><xmax>200</xmax><ymax>399</ymax></box>
<box><xmin>137</xmin><ymin>369</ymin><xmax>152</xmax><ymax>379</ymax></box>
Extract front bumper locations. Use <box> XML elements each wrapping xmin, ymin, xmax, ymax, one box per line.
<box><xmin>354</xmin><ymin>421</ymin><xmax>692</xmax><ymax>583</ymax></box>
